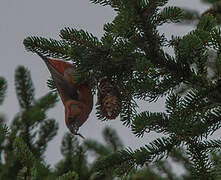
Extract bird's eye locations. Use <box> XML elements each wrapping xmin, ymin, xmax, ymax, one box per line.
<box><xmin>71</xmin><ymin>89</ymin><xmax>79</xmax><ymax>100</ymax></box>
<box><xmin>68</xmin><ymin>116</ymin><xmax>76</xmax><ymax>126</ymax></box>
<box><xmin>68</xmin><ymin>116</ymin><xmax>74</xmax><ymax>122</ymax></box>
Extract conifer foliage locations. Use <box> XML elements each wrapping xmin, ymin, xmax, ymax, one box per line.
<box><xmin>0</xmin><ymin>77</ymin><xmax>7</xmax><ymax>106</ymax></box>
<box><xmin>181</xmin><ymin>0</ymin><xmax>221</xmax><ymax>24</ymax></box>
<box><xmin>23</xmin><ymin>0</ymin><xmax>221</xmax><ymax>179</ymax></box>
<box><xmin>0</xmin><ymin>66</ymin><xmax>58</xmax><ymax>179</ymax></box>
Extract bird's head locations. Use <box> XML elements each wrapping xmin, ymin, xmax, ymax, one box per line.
<box><xmin>65</xmin><ymin>100</ymin><xmax>82</xmax><ymax>135</ymax></box>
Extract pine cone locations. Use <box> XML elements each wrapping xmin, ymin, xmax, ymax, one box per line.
<box><xmin>101</xmin><ymin>93</ymin><xmax>121</xmax><ymax>119</ymax></box>
<box><xmin>97</xmin><ymin>77</ymin><xmax>121</xmax><ymax>119</ymax></box>
<box><xmin>202</xmin><ymin>8</ymin><xmax>217</xmax><ymax>18</ymax></box>
<box><xmin>97</xmin><ymin>77</ymin><xmax>114</xmax><ymax>96</ymax></box>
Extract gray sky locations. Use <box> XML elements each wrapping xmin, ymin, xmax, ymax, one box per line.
<box><xmin>0</xmin><ymin>0</ymin><xmax>210</xmax><ymax>170</ymax></box>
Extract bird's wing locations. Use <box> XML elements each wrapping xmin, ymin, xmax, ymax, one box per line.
<box><xmin>36</xmin><ymin>53</ymin><xmax>79</xmax><ymax>104</ymax></box>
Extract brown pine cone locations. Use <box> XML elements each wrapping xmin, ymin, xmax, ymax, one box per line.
<box><xmin>97</xmin><ymin>77</ymin><xmax>121</xmax><ymax>119</ymax></box>
<box><xmin>100</xmin><ymin>93</ymin><xmax>121</xmax><ymax>119</ymax></box>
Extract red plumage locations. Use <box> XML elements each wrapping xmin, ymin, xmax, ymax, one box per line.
<box><xmin>37</xmin><ymin>53</ymin><xmax>93</xmax><ymax>136</ymax></box>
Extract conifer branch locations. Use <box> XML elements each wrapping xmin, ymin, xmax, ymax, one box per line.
<box><xmin>56</xmin><ymin>171</ymin><xmax>79</xmax><ymax>180</ymax></box>
<box><xmin>132</xmin><ymin>111</ymin><xmax>169</xmax><ymax>137</ymax></box>
<box><xmin>23</xmin><ymin>37</ymin><xmax>69</xmax><ymax>59</ymax></box>
<box><xmin>0</xmin><ymin>77</ymin><xmax>7</xmax><ymax>105</ymax></box>
<box><xmin>0</xmin><ymin>124</ymin><xmax>9</xmax><ymax>148</ymax></box>
<box><xmin>120</xmin><ymin>95</ymin><xmax>137</xmax><ymax>126</ymax></box>
<box><xmin>60</xmin><ymin>28</ymin><xmax>102</xmax><ymax>50</ymax></box>
<box><xmin>15</xmin><ymin>66</ymin><xmax>34</xmax><ymax>109</ymax></box>
<box><xmin>20</xmin><ymin>0</ymin><xmax>221</xmax><ymax>178</ymax></box>
<box><xmin>83</xmin><ymin>140</ymin><xmax>111</xmax><ymax>156</ymax></box>
<box><xmin>157</xmin><ymin>6</ymin><xmax>184</xmax><ymax>24</ymax></box>
<box><xmin>186</xmin><ymin>139</ymin><xmax>213</xmax><ymax>179</ymax></box>
<box><xmin>34</xmin><ymin>92</ymin><xmax>58</xmax><ymax>111</ymax></box>
<box><xmin>35</xmin><ymin>119</ymin><xmax>58</xmax><ymax>153</ymax></box>
<box><xmin>103</xmin><ymin>127</ymin><xmax>123</xmax><ymax>151</ymax></box>
<box><xmin>94</xmin><ymin>136</ymin><xmax>180</xmax><ymax>176</ymax></box>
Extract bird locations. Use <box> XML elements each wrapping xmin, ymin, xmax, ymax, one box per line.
<box><xmin>36</xmin><ymin>52</ymin><xmax>93</xmax><ymax>137</ymax></box>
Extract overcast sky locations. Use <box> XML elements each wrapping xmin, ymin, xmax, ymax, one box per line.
<box><xmin>0</xmin><ymin>0</ymin><xmax>210</xmax><ymax>169</ymax></box>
